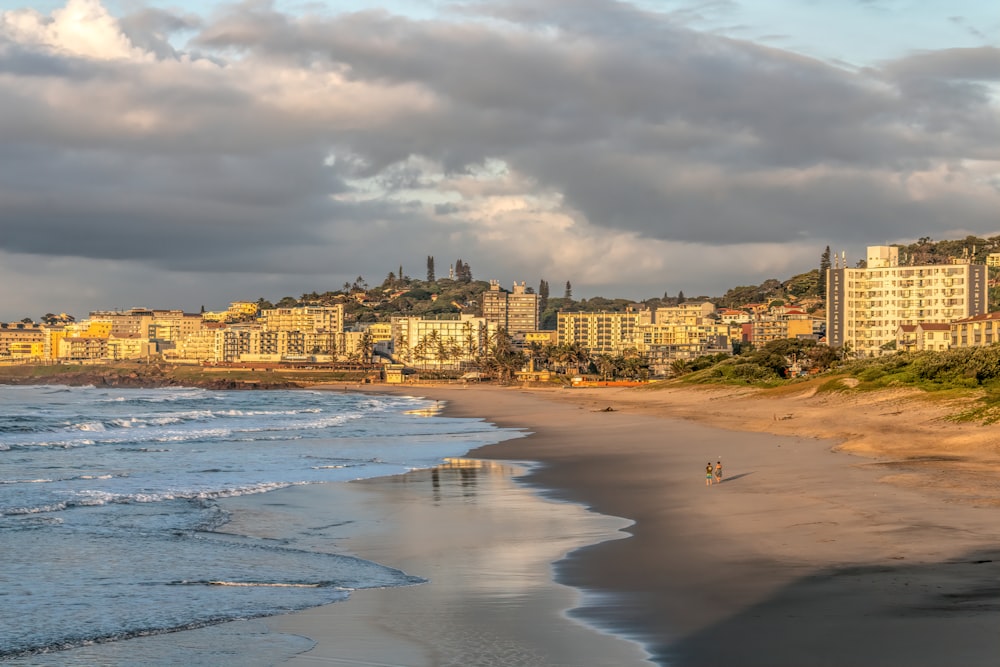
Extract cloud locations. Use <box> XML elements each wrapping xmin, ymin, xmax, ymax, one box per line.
<box><xmin>0</xmin><ymin>0</ymin><xmax>998</xmax><ymax>318</ymax></box>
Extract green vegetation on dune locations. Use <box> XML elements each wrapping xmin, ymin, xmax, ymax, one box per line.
<box><xmin>661</xmin><ymin>341</ymin><xmax>1000</xmax><ymax>424</ymax></box>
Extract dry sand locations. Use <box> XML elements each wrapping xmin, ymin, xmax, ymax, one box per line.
<box><xmin>269</xmin><ymin>382</ymin><xmax>1000</xmax><ymax>667</ymax></box>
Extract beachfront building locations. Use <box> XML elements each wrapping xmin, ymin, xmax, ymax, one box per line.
<box><xmin>826</xmin><ymin>245</ymin><xmax>988</xmax><ymax>357</ymax></box>
<box><xmin>262</xmin><ymin>305</ymin><xmax>343</xmax><ymax>336</ymax></box>
<box><xmin>58</xmin><ymin>336</ymin><xmax>108</xmax><ymax>361</ymax></box>
<box><xmin>259</xmin><ymin>305</ymin><xmax>344</xmax><ymax>357</ymax></box>
<box><xmin>90</xmin><ymin>308</ymin><xmax>155</xmax><ymax>338</ymax></box>
<box><xmin>951</xmin><ymin>312</ymin><xmax>1000</xmax><ymax>349</ymax></box>
<box><xmin>895</xmin><ymin>323</ymin><xmax>952</xmax><ymax>352</ymax></box>
<box><xmin>482</xmin><ymin>280</ymin><xmax>539</xmax><ymax>336</ymax></box>
<box><xmin>0</xmin><ymin>323</ymin><xmax>45</xmax><ymax>360</ymax></box>
<box><xmin>635</xmin><ymin>320</ymin><xmax>732</xmax><ymax>374</ymax></box>
<box><xmin>107</xmin><ymin>334</ymin><xmax>157</xmax><ymax>360</ymax></box>
<box><xmin>390</xmin><ymin>314</ymin><xmax>493</xmax><ymax>369</ymax></box>
<box><xmin>9</xmin><ymin>340</ymin><xmax>45</xmax><ymax>361</ymax></box>
<box><xmin>557</xmin><ymin>310</ymin><xmax>647</xmax><ymax>355</ymax></box>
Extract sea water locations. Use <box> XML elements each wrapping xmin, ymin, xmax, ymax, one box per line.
<box><xmin>0</xmin><ymin>384</ymin><xmax>523</xmax><ymax>663</ymax></box>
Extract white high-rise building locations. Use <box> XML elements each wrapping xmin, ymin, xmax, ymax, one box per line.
<box><xmin>826</xmin><ymin>245</ymin><xmax>987</xmax><ymax>357</ymax></box>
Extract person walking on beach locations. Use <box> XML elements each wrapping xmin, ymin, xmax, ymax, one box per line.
<box><xmin>715</xmin><ymin>460</ymin><xmax>723</xmax><ymax>484</ymax></box>
<box><xmin>706</xmin><ymin>462</ymin><xmax>714</xmax><ymax>486</ymax></box>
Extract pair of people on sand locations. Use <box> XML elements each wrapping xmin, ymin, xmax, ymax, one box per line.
<box><xmin>705</xmin><ymin>460</ymin><xmax>722</xmax><ymax>486</ymax></box>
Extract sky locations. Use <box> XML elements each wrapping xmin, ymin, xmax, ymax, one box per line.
<box><xmin>0</xmin><ymin>0</ymin><xmax>997</xmax><ymax>320</ymax></box>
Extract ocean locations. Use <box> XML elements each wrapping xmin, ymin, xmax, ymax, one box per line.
<box><xmin>0</xmin><ymin>384</ymin><xmax>524</xmax><ymax>664</ymax></box>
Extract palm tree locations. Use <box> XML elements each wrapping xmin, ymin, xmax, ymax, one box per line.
<box><xmin>479</xmin><ymin>327</ymin><xmax>525</xmax><ymax>383</ymax></box>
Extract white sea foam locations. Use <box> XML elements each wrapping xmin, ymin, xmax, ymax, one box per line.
<box><xmin>0</xmin><ymin>385</ymin><xmax>523</xmax><ymax>660</ymax></box>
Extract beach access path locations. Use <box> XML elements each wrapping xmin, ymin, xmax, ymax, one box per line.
<box><xmin>275</xmin><ymin>382</ymin><xmax>1000</xmax><ymax>667</ymax></box>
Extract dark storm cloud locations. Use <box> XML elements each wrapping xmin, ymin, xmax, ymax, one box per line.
<box><xmin>185</xmin><ymin>1</ymin><xmax>1000</xmax><ymax>241</ymax></box>
<box><xmin>0</xmin><ymin>0</ymin><xmax>997</xmax><ymax>317</ymax></box>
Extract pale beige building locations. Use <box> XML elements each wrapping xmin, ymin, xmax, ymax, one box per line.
<box><xmin>391</xmin><ymin>315</ymin><xmax>493</xmax><ymax>369</ymax></box>
<box><xmin>557</xmin><ymin>311</ymin><xmax>645</xmax><ymax>355</ymax></box>
<box><xmin>827</xmin><ymin>245</ymin><xmax>988</xmax><ymax>356</ymax></box>
<box><xmin>655</xmin><ymin>302</ymin><xmax>715</xmax><ymax>326</ymax></box>
<box><xmin>58</xmin><ymin>337</ymin><xmax>108</xmax><ymax>361</ymax></box>
<box><xmin>262</xmin><ymin>305</ymin><xmax>344</xmax><ymax>336</ymax></box>
<box><xmin>90</xmin><ymin>309</ymin><xmax>155</xmax><ymax>338</ymax></box>
<box><xmin>107</xmin><ymin>334</ymin><xmax>157</xmax><ymax>360</ymax></box>
<box><xmin>149</xmin><ymin>311</ymin><xmax>204</xmax><ymax>343</ymax></box>
<box><xmin>635</xmin><ymin>321</ymin><xmax>732</xmax><ymax>373</ymax></box>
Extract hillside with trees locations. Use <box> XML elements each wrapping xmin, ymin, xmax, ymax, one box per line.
<box><xmin>246</xmin><ymin>237</ymin><xmax>999</xmax><ymax>330</ymax></box>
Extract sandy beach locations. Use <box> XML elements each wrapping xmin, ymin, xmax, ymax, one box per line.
<box><xmin>264</xmin><ymin>382</ymin><xmax>1000</xmax><ymax>666</ymax></box>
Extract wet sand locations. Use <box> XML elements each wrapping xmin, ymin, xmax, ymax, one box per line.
<box><xmin>266</xmin><ymin>382</ymin><xmax>1000</xmax><ymax>666</ymax></box>
<box><xmin>260</xmin><ymin>460</ymin><xmax>653</xmax><ymax>666</ymax></box>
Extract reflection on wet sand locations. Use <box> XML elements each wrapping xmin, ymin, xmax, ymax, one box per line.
<box><xmin>267</xmin><ymin>458</ymin><xmax>654</xmax><ymax>666</ymax></box>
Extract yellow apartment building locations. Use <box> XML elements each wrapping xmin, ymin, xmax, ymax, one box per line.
<box><xmin>9</xmin><ymin>341</ymin><xmax>45</xmax><ymax>361</ymax></box>
<box><xmin>655</xmin><ymin>302</ymin><xmax>715</xmax><ymax>326</ymax></box>
<box><xmin>827</xmin><ymin>245</ymin><xmax>988</xmax><ymax>356</ymax></box>
<box><xmin>262</xmin><ymin>305</ymin><xmax>344</xmax><ymax>335</ymax></box>
<box><xmin>107</xmin><ymin>335</ymin><xmax>157</xmax><ymax>360</ymax></box>
<box><xmin>227</xmin><ymin>301</ymin><xmax>260</xmax><ymax>321</ymax></box>
<box><xmin>635</xmin><ymin>321</ymin><xmax>732</xmax><ymax>373</ymax></box>
<box><xmin>524</xmin><ymin>330</ymin><xmax>558</xmax><ymax>347</ymax></box>
<box><xmin>750</xmin><ymin>315</ymin><xmax>815</xmax><ymax>345</ymax></box>
<box><xmin>365</xmin><ymin>322</ymin><xmax>393</xmax><ymax>343</ymax></box>
<box><xmin>951</xmin><ymin>312</ymin><xmax>1000</xmax><ymax>348</ymax></box>
<box><xmin>89</xmin><ymin>309</ymin><xmax>156</xmax><ymax>338</ymax></box>
<box><xmin>557</xmin><ymin>311</ymin><xmax>645</xmax><ymax>355</ymax></box>
<box><xmin>0</xmin><ymin>324</ymin><xmax>45</xmax><ymax>358</ymax></box>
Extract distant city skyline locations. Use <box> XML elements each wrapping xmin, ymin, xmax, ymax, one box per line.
<box><xmin>1</xmin><ymin>0</ymin><xmax>997</xmax><ymax>320</ymax></box>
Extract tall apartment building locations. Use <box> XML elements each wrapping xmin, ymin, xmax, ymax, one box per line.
<box><xmin>557</xmin><ymin>311</ymin><xmax>646</xmax><ymax>355</ymax></box>
<box><xmin>826</xmin><ymin>245</ymin><xmax>988</xmax><ymax>357</ymax></box>
<box><xmin>482</xmin><ymin>280</ymin><xmax>539</xmax><ymax>335</ymax></box>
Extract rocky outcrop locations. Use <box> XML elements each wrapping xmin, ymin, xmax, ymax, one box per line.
<box><xmin>0</xmin><ymin>367</ymin><xmax>302</xmax><ymax>390</ymax></box>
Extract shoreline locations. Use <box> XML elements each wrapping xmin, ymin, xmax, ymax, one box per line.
<box><xmin>286</xmin><ymin>382</ymin><xmax>1000</xmax><ymax>667</ymax></box>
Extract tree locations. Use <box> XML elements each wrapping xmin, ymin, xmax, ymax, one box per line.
<box><xmin>358</xmin><ymin>330</ymin><xmax>374</xmax><ymax>365</ymax></box>
<box><xmin>820</xmin><ymin>245</ymin><xmax>832</xmax><ymax>300</ymax></box>
<box><xmin>454</xmin><ymin>259</ymin><xmax>472</xmax><ymax>282</ymax></box>
<box><xmin>564</xmin><ymin>281</ymin><xmax>572</xmax><ymax>299</ymax></box>
<box><xmin>426</xmin><ymin>256</ymin><xmax>435</xmax><ymax>282</ymax></box>
<box><xmin>677</xmin><ymin>290</ymin><xmax>685</xmax><ymax>304</ymax></box>
<box><xmin>536</xmin><ymin>279</ymin><xmax>549</xmax><ymax>313</ymax></box>
<box><xmin>479</xmin><ymin>327</ymin><xmax>525</xmax><ymax>383</ymax></box>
